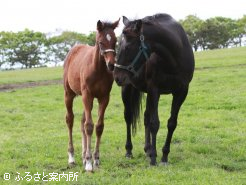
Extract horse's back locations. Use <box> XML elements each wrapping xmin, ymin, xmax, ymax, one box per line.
<box><xmin>144</xmin><ymin>14</ymin><xmax>194</xmax><ymax>81</ymax></box>
<box><xmin>146</xmin><ymin>13</ymin><xmax>192</xmax><ymax>53</ymax></box>
<box><xmin>64</xmin><ymin>44</ymin><xmax>92</xmax><ymax>71</ymax></box>
<box><xmin>63</xmin><ymin>44</ymin><xmax>93</xmax><ymax>95</ymax></box>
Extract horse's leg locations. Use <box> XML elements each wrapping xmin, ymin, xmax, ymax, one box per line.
<box><xmin>82</xmin><ymin>92</ymin><xmax>94</xmax><ymax>171</ymax></box>
<box><xmin>121</xmin><ymin>85</ymin><xmax>133</xmax><ymax>158</ymax></box>
<box><xmin>144</xmin><ymin>108</ymin><xmax>151</xmax><ymax>157</ymax></box>
<box><xmin>64</xmin><ymin>91</ymin><xmax>76</xmax><ymax>165</ymax></box>
<box><xmin>93</xmin><ymin>96</ymin><xmax>109</xmax><ymax>167</ymax></box>
<box><xmin>161</xmin><ymin>87</ymin><xmax>188</xmax><ymax>165</ymax></box>
<box><xmin>81</xmin><ymin>111</ymin><xmax>87</xmax><ymax>165</ymax></box>
<box><xmin>146</xmin><ymin>88</ymin><xmax>160</xmax><ymax>165</ymax></box>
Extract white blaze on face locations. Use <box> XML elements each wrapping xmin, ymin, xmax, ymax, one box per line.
<box><xmin>106</xmin><ymin>34</ymin><xmax>111</xmax><ymax>42</ymax></box>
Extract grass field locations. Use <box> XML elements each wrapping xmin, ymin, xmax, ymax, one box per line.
<box><xmin>0</xmin><ymin>67</ymin><xmax>62</xmax><ymax>85</ymax></box>
<box><xmin>0</xmin><ymin>47</ymin><xmax>246</xmax><ymax>184</ymax></box>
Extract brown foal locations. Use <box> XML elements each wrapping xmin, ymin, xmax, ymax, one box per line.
<box><xmin>63</xmin><ymin>19</ymin><xmax>119</xmax><ymax>171</ymax></box>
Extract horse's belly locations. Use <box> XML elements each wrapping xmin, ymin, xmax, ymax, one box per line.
<box><xmin>69</xmin><ymin>81</ymin><xmax>82</xmax><ymax>95</ymax></box>
<box><xmin>88</xmin><ymin>77</ymin><xmax>113</xmax><ymax>98</ymax></box>
<box><xmin>67</xmin><ymin>72</ymin><xmax>82</xmax><ymax>95</ymax></box>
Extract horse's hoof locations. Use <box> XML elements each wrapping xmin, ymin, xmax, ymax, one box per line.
<box><xmin>160</xmin><ymin>162</ymin><xmax>168</xmax><ymax>166</ymax></box>
<box><xmin>68</xmin><ymin>162</ymin><xmax>76</xmax><ymax>169</ymax></box>
<box><xmin>68</xmin><ymin>161</ymin><xmax>75</xmax><ymax>165</ymax></box>
<box><xmin>145</xmin><ymin>151</ymin><xmax>151</xmax><ymax>158</ymax></box>
<box><xmin>150</xmin><ymin>158</ymin><xmax>157</xmax><ymax>166</ymax></box>
<box><xmin>68</xmin><ymin>153</ymin><xmax>75</xmax><ymax>164</ymax></box>
<box><xmin>94</xmin><ymin>159</ymin><xmax>100</xmax><ymax>167</ymax></box>
<box><xmin>82</xmin><ymin>159</ymin><xmax>86</xmax><ymax>166</ymax></box>
<box><xmin>150</xmin><ymin>162</ymin><xmax>157</xmax><ymax>166</ymax></box>
<box><xmin>85</xmin><ymin>160</ymin><xmax>93</xmax><ymax>172</ymax></box>
<box><xmin>125</xmin><ymin>153</ymin><xmax>133</xmax><ymax>159</ymax></box>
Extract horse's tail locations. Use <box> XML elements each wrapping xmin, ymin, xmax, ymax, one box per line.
<box><xmin>129</xmin><ymin>87</ymin><xmax>144</xmax><ymax>135</ymax></box>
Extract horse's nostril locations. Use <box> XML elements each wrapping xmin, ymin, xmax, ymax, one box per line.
<box><xmin>115</xmin><ymin>76</ymin><xmax>125</xmax><ymax>86</ymax></box>
<box><xmin>115</xmin><ymin>77</ymin><xmax>121</xmax><ymax>84</ymax></box>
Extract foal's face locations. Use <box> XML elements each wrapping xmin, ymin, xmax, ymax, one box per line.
<box><xmin>96</xmin><ymin>20</ymin><xmax>119</xmax><ymax>71</ymax></box>
<box><xmin>97</xmin><ymin>30</ymin><xmax>117</xmax><ymax>71</ymax></box>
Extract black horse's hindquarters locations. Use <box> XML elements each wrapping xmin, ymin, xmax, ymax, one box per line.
<box><xmin>115</xmin><ymin>13</ymin><xmax>194</xmax><ymax>165</ymax></box>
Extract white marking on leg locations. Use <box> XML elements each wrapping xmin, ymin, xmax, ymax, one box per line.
<box><xmin>82</xmin><ymin>137</ymin><xmax>86</xmax><ymax>165</ymax></box>
<box><xmin>68</xmin><ymin>152</ymin><xmax>75</xmax><ymax>164</ymax></box>
<box><xmin>85</xmin><ymin>160</ymin><xmax>93</xmax><ymax>172</ymax></box>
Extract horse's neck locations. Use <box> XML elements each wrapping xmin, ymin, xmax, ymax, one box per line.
<box><xmin>92</xmin><ymin>46</ymin><xmax>106</xmax><ymax>71</ymax></box>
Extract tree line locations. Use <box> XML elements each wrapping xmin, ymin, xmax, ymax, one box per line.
<box><xmin>0</xmin><ymin>15</ymin><xmax>245</xmax><ymax>69</ymax></box>
<box><xmin>180</xmin><ymin>15</ymin><xmax>246</xmax><ymax>51</ymax></box>
<box><xmin>0</xmin><ymin>29</ymin><xmax>96</xmax><ymax>69</ymax></box>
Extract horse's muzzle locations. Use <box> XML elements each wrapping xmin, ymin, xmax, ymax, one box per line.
<box><xmin>114</xmin><ymin>75</ymin><xmax>130</xmax><ymax>86</ymax></box>
<box><xmin>114</xmin><ymin>76</ymin><xmax>123</xmax><ymax>86</ymax></box>
<box><xmin>106</xmin><ymin>62</ymin><xmax>115</xmax><ymax>71</ymax></box>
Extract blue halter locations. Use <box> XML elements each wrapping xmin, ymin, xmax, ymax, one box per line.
<box><xmin>114</xmin><ymin>34</ymin><xmax>150</xmax><ymax>76</ymax></box>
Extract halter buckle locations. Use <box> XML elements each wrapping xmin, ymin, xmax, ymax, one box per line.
<box><xmin>140</xmin><ymin>34</ymin><xmax>145</xmax><ymax>42</ymax></box>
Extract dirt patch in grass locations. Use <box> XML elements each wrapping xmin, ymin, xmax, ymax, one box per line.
<box><xmin>0</xmin><ymin>79</ymin><xmax>62</xmax><ymax>92</ymax></box>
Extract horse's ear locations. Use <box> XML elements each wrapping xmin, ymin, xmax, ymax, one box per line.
<box><xmin>123</xmin><ymin>16</ymin><xmax>130</xmax><ymax>26</ymax></box>
<box><xmin>97</xmin><ymin>20</ymin><xmax>104</xmax><ymax>32</ymax></box>
<box><xmin>112</xmin><ymin>18</ymin><xmax>120</xmax><ymax>29</ymax></box>
<box><xmin>134</xmin><ymin>19</ymin><xmax>142</xmax><ymax>32</ymax></box>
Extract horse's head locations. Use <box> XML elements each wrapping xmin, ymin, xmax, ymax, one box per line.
<box><xmin>114</xmin><ymin>16</ymin><xmax>149</xmax><ymax>86</ymax></box>
<box><xmin>96</xmin><ymin>19</ymin><xmax>120</xmax><ymax>71</ymax></box>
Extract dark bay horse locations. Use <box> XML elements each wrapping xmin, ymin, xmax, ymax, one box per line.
<box><xmin>63</xmin><ymin>19</ymin><xmax>119</xmax><ymax>171</ymax></box>
<box><xmin>113</xmin><ymin>14</ymin><xmax>194</xmax><ymax>165</ymax></box>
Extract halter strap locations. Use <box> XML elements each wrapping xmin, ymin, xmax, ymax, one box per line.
<box><xmin>103</xmin><ymin>49</ymin><xmax>115</xmax><ymax>53</ymax></box>
<box><xmin>100</xmin><ymin>48</ymin><xmax>115</xmax><ymax>55</ymax></box>
<box><xmin>114</xmin><ymin>34</ymin><xmax>150</xmax><ymax>76</ymax></box>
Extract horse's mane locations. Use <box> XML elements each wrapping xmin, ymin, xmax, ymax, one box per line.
<box><xmin>142</xmin><ymin>13</ymin><xmax>173</xmax><ymax>25</ymax></box>
<box><xmin>103</xmin><ymin>22</ymin><xmax>117</xmax><ymax>29</ymax></box>
<box><xmin>125</xmin><ymin>13</ymin><xmax>174</xmax><ymax>28</ymax></box>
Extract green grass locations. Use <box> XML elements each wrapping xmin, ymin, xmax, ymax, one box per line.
<box><xmin>0</xmin><ymin>47</ymin><xmax>246</xmax><ymax>184</ymax></box>
<box><xmin>0</xmin><ymin>67</ymin><xmax>62</xmax><ymax>85</ymax></box>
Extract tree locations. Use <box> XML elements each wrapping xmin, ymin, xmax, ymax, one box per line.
<box><xmin>199</xmin><ymin>17</ymin><xmax>235</xmax><ymax>50</ymax></box>
<box><xmin>180</xmin><ymin>15</ymin><xmax>204</xmax><ymax>51</ymax></box>
<box><xmin>0</xmin><ymin>31</ymin><xmax>9</xmax><ymax>68</ymax></box>
<box><xmin>46</xmin><ymin>31</ymin><xmax>89</xmax><ymax>66</ymax></box>
<box><xmin>86</xmin><ymin>31</ymin><xmax>96</xmax><ymax>46</ymax></box>
<box><xmin>0</xmin><ymin>29</ymin><xmax>47</xmax><ymax>68</ymax></box>
<box><xmin>236</xmin><ymin>15</ymin><xmax>246</xmax><ymax>46</ymax></box>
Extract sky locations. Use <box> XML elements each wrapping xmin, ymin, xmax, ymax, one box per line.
<box><xmin>0</xmin><ymin>0</ymin><xmax>245</xmax><ymax>35</ymax></box>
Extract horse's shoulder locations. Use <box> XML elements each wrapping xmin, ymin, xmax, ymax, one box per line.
<box><xmin>71</xmin><ymin>44</ymin><xmax>90</xmax><ymax>51</ymax></box>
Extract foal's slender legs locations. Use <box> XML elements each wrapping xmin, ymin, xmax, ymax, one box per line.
<box><xmin>81</xmin><ymin>111</ymin><xmax>87</xmax><ymax>165</ymax></box>
<box><xmin>161</xmin><ymin>87</ymin><xmax>188</xmax><ymax>164</ymax></box>
<box><xmin>93</xmin><ymin>96</ymin><xmax>109</xmax><ymax>167</ymax></box>
<box><xmin>82</xmin><ymin>91</ymin><xmax>94</xmax><ymax>171</ymax></box>
<box><xmin>64</xmin><ymin>91</ymin><xmax>76</xmax><ymax>164</ymax></box>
